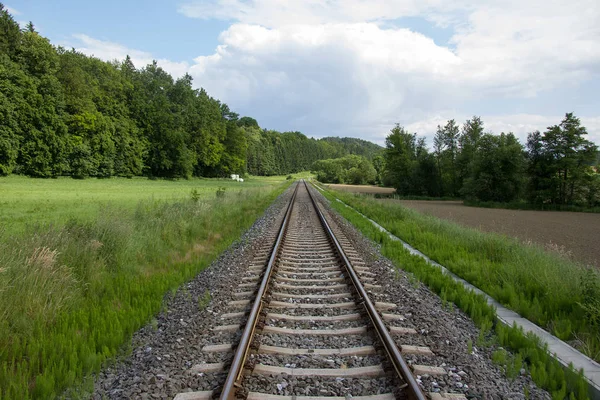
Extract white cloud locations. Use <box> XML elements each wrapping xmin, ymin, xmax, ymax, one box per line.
<box><xmin>187</xmin><ymin>23</ymin><xmax>464</xmax><ymax>140</ymax></box>
<box><xmin>177</xmin><ymin>0</ymin><xmax>600</xmax><ymax>146</ymax></box>
<box><xmin>178</xmin><ymin>0</ymin><xmax>470</xmax><ymax>27</ymax></box>
<box><xmin>63</xmin><ymin>1</ymin><xmax>600</xmax><ymax>149</ymax></box>
<box><xmin>68</xmin><ymin>34</ymin><xmax>190</xmax><ymax>79</ymax></box>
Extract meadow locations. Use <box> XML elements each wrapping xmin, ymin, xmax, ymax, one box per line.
<box><xmin>0</xmin><ymin>175</ymin><xmax>292</xmax><ymax>399</ymax></box>
<box><xmin>0</xmin><ymin>175</ymin><xmax>288</xmax><ymax>235</ymax></box>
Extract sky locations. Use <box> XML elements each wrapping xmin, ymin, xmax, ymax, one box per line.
<box><xmin>7</xmin><ymin>0</ymin><xmax>600</xmax><ymax>146</ymax></box>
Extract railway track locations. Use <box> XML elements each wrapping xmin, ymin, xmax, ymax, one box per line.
<box><xmin>175</xmin><ymin>181</ymin><xmax>465</xmax><ymax>400</ymax></box>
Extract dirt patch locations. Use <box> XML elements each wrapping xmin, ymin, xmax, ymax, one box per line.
<box><xmin>325</xmin><ymin>184</ymin><xmax>395</xmax><ymax>194</ymax></box>
<box><xmin>390</xmin><ymin>200</ymin><xmax>600</xmax><ymax>268</ymax></box>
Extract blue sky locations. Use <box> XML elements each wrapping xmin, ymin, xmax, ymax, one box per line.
<box><xmin>10</xmin><ymin>1</ymin><xmax>226</xmax><ymax>60</ymax></box>
<box><xmin>7</xmin><ymin>0</ymin><xmax>600</xmax><ymax>145</ymax></box>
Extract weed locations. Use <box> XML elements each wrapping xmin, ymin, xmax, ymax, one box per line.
<box><xmin>407</xmin><ymin>273</ymin><xmax>420</xmax><ymax>288</ymax></box>
<box><xmin>198</xmin><ymin>290</ymin><xmax>211</xmax><ymax>311</ymax></box>
<box><xmin>492</xmin><ymin>348</ymin><xmax>522</xmax><ymax>380</ymax></box>
<box><xmin>216</xmin><ymin>187</ymin><xmax>226</xmax><ymax>198</ymax></box>
<box><xmin>181</xmin><ymin>287</ymin><xmax>193</xmax><ymax>303</ymax></box>
<box><xmin>467</xmin><ymin>339</ymin><xmax>473</xmax><ymax>354</ymax></box>
<box><xmin>190</xmin><ymin>188</ymin><xmax>201</xmax><ymax>202</ymax></box>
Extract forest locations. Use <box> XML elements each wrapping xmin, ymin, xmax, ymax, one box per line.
<box><xmin>312</xmin><ymin>114</ymin><xmax>599</xmax><ymax>208</ymax></box>
<box><xmin>0</xmin><ymin>6</ymin><xmax>380</xmax><ymax>179</ymax></box>
<box><xmin>380</xmin><ymin>115</ymin><xmax>600</xmax><ymax>207</ymax></box>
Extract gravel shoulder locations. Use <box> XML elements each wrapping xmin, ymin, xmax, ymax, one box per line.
<box><xmin>390</xmin><ymin>199</ymin><xmax>600</xmax><ymax>268</ymax></box>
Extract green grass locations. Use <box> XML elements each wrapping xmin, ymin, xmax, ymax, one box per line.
<box><xmin>0</xmin><ymin>176</ymin><xmax>292</xmax><ymax>399</ymax></box>
<box><xmin>0</xmin><ymin>175</ymin><xmax>297</xmax><ymax>235</ymax></box>
<box><xmin>315</xmin><ymin>183</ymin><xmax>595</xmax><ymax>399</ymax></box>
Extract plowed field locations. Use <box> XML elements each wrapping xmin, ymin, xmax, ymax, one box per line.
<box><xmin>390</xmin><ymin>200</ymin><xmax>600</xmax><ymax>268</ymax></box>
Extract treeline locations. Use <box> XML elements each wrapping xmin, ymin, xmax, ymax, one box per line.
<box><xmin>0</xmin><ymin>6</ymin><xmax>379</xmax><ymax>179</ymax></box>
<box><xmin>245</xmin><ymin>126</ymin><xmax>382</xmax><ymax>176</ymax></box>
<box><xmin>312</xmin><ymin>155</ymin><xmax>378</xmax><ymax>185</ymax></box>
<box><xmin>382</xmin><ymin>114</ymin><xmax>600</xmax><ymax>207</ymax></box>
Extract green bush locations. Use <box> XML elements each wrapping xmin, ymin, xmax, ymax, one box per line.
<box><xmin>312</xmin><ymin>155</ymin><xmax>376</xmax><ymax>185</ymax></box>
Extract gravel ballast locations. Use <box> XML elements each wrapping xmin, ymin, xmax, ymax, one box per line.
<box><xmin>91</xmin><ymin>182</ymin><xmax>550</xmax><ymax>399</ymax></box>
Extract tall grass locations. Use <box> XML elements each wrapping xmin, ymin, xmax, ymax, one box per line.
<box><xmin>0</xmin><ymin>183</ymin><xmax>288</xmax><ymax>399</ymax></box>
<box><xmin>318</xmin><ymin>186</ymin><xmax>591</xmax><ymax>399</ymax></box>
<box><xmin>328</xmin><ymin>190</ymin><xmax>600</xmax><ymax>362</ymax></box>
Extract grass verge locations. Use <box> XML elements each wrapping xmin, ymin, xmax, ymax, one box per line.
<box><xmin>317</xmin><ymin>184</ymin><xmax>594</xmax><ymax>399</ymax></box>
<box><xmin>0</xmin><ymin>182</ymin><xmax>289</xmax><ymax>399</ymax></box>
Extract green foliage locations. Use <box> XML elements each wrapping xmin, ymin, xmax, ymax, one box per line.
<box><xmin>383</xmin><ymin>124</ymin><xmax>441</xmax><ymax>196</ymax></box>
<box><xmin>245</xmin><ymin>129</ymin><xmax>383</xmax><ymax>177</ymax></box>
<box><xmin>492</xmin><ymin>348</ymin><xmax>522</xmax><ymax>380</ymax></box>
<box><xmin>0</xmin><ymin>5</ymin><xmax>21</xmax><ymax>58</ymax></box>
<box><xmin>312</xmin><ymin>155</ymin><xmax>377</xmax><ymax>185</ymax></box>
<box><xmin>319</xmin><ymin>137</ymin><xmax>383</xmax><ymax>160</ymax></box>
<box><xmin>461</xmin><ymin>132</ymin><xmax>526</xmax><ymax>202</ymax></box>
<box><xmin>434</xmin><ymin>119</ymin><xmax>460</xmax><ymax>196</ymax></box>
<box><xmin>0</xmin><ymin>180</ymin><xmax>287</xmax><ymax>398</ymax></box>
<box><xmin>382</xmin><ymin>114</ymin><xmax>599</xmax><ymax>208</ymax></box>
<box><xmin>197</xmin><ymin>290</ymin><xmax>211</xmax><ymax>310</ymax></box>
<box><xmin>527</xmin><ymin>113</ymin><xmax>599</xmax><ymax>207</ymax></box>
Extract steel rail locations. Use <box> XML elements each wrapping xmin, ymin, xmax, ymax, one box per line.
<box><xmin>220</xmin><ymin>182</ymin><xmax>300</xmax><ymax>400</ymax></box>
<box><xmin>304</xmin><ymin>180</ymin><xmax>426</xmax><ymax>400</ymax></box>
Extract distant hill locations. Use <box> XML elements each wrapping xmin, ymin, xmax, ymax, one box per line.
<box><xmin>319</xmin><ymin>137</ymin><xmax>383</xmax><ymax>160</ymax></box>
<box><xmin>244</xmin><ymin>129</ymin><xmax>383</xmax><ymax>176</ymax></box>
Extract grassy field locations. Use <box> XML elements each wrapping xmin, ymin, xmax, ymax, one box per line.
<box><xmin>0</xmin><ymin>174</ymin><xmax>295</xmax><ymax>399</ymax></box>
<box><xmin>0</xmin><ymin>175</ymin><xmax>291</xmax><ymax>235</ymax></box>
<box><xmin>315</xmin><ymin>183</ymin><xmax>593</xmax><ymax>399</ymax></box>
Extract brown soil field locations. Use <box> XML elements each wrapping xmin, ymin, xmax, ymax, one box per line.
<box><xmin>389</xmin><ymin>200</ymin><xmax>600</xmax><ymax>268</ymax></box>
<box><xmin>326</xmin><ymin>184</ymin><xmax>396</xmax><ymax>194</ymax></box>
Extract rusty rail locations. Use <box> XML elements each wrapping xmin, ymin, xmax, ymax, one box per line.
<box><xmin>219</xmin><ymin>181</ymin><xmax>299</xmax><ymax>400</ymax></box>
<box><xmin>304</xmin><ymin>180</ymin><xmax>426</xmax><ymax>400</ymax></box>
